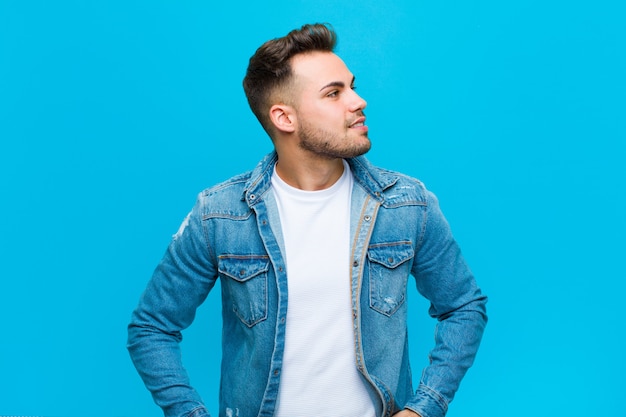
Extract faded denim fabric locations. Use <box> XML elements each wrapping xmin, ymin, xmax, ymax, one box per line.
<box><xmin>127</xmin><ymin>152</ymin><xmax>487</xmax><ymax>417</ymax></box>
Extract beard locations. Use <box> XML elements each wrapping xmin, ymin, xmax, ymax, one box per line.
<box><xmin>297</xmin><ymin>118</ymin><xmax>371</xmax><ymax>160</ymax></box>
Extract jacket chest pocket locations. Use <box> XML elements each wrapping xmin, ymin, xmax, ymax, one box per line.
<box><xmin>218</xmin><ymin>255</ymin><xmax>270</xmax><ymax>327</ymax></box>
<box><xmin>367</xmin><ymin>242</ymin><xmax>414</xmax><ymax>316</ymax></box>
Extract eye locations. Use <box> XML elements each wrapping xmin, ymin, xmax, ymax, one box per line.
<box><xmin>327</xmin><ymin>90</ymin><xmax>339</xmax><ymax>98</ymax></box>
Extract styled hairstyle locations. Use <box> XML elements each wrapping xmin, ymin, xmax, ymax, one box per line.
<box><xmin>242</xmin><ymin>23</ymin><xmax>337</xmax><ymax>135</ymax></box>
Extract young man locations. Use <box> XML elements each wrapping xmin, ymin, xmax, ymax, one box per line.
<box><xmin>128</xmin><ymin>23</ymin><xmax>487</xmax><ymax>417</ymax></box>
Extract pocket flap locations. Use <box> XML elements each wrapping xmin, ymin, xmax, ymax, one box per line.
<box><xmin>218</xmin><ymin>255</ymin><xmax>270</xmax><ymax>282</ymax></box>
<box><xmin>367</xmin><ymin>242</ymin><xmax>414</xmax><ymax>269</ymax></box>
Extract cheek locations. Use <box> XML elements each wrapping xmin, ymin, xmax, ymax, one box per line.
<box><xmin>299</xmin><ymin>103</ymin><xmax>346</xmax><ymax>126</ymax></box>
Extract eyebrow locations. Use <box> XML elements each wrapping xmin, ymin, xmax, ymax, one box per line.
<box><xmin>319</xmin><ymin>76</ymin><xmax>355</xmax><ymax>92</ymax></box>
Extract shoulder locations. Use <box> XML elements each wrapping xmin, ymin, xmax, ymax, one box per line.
<box><xmin>194</xmin><ymin>170</ymin><xmax>254</xmax><ymax>219</ymax></box>
<box><xmin>201</xmin><ymin>170</ymin><xmax>251</xmax><ymax>198</ymax></box>
<box><xmin>349</xmin><ymin>156</ymin><xmax>433</xmax><ymax>206</ymax></box>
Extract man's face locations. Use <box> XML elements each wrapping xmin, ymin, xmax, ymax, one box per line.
<box><xmin>289</xmin><ymin>51</ymin><xmax>370</xmax><ymax>159</ymax></box>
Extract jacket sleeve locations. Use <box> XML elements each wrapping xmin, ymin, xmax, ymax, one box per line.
<box><xmin>404</xmin><ymin>190</ymin><xmax>488</xmax><ymax>417</ymax></box>
<box><xmin>127</xmin><ymin>194</ymin><xmax>217</xmax><ymax>417</ymax></box>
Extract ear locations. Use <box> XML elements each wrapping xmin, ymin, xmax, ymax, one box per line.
<box><xmin>269</xmin><ymin>104</ymin><xmax>296</xmax><ymax>133</ymax></box>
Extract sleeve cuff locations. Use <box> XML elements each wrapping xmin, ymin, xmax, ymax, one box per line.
<box><xmin>403</xmin><ymin>384</ymin><xmax>449</xmax><ymax>417</ymax></box>
<box><xmin>183</xmin><ymin>405</ymin><xmax>211</xmax><ymax>417</ymax></box>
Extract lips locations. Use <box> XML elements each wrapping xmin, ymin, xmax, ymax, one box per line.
<box><xmin>349</xmin><ymin>116</ymin><xmax>366</xmax><ymax>128</ymax></box>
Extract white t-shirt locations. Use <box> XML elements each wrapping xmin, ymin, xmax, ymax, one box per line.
<box><xmin>271</xmin><ymin>160</ymin><xmax>376</xmax><ymax>417</ymax></box>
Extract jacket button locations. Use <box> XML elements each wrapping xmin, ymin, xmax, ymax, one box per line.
<box><xmin>364</xmin><ymin>215</ymin><xmax>371</xmax><ymax>222</ymax></box>
<box><xmin>249</xmin><ymin>194</ymin><xmax>256</xmax><ymax>200</ymax></box>
<box><xmin>353</xmin><ymin>260</ymin><xmax>358</xmax><ymax>267</ymax></box>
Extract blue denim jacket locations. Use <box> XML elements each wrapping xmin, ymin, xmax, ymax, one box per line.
<box><xmin>127</xmin><ymin>152</ymin><xmax>487</xmax><ymax>417</ymax></box>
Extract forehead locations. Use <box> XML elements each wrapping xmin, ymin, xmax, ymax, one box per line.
<box><xmin>290</xmin><ymin>51</ymin><xmax>353</xmax><ymax>90</ymax></box>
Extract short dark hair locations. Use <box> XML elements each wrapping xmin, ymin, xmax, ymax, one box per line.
<box><xmin>242</xmin><ymin>23</ymin><xmax>337</xmax><ymax>135</ymax></box>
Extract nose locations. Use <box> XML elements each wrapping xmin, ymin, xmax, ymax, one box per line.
<box><xmin>349</xmin><ymin>89</ymin><xmax>367</xmax><ymax>112</ymax></box>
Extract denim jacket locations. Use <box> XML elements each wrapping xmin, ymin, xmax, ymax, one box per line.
<box><xmin>127</xmin><ymin>152</ymin><xmax>487</xmax><ymax>417</ymax></box>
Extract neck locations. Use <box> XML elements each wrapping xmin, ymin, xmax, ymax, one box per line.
<box><xmin>274</xmin><ymin>153</ymin><xmax>345</xmax><ymax>191</ymax></box>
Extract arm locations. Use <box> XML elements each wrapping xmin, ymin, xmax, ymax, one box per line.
<box><xmin>127</xmin><ymin>196</ymin><xmax>217</xmax><ymax>417</ymax></box>
<box><xmin>405</xmin><ymin>190</ymin><xmax>488</xmax><ymax>417</ymax></box>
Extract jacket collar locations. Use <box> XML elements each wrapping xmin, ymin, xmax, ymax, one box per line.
<box><xmin>347</xmin><ymin>155</ymin><xmax>398</xmax><ymax>201</ymax></box>
<box><xmin>243</xmin><ymin>152</ymin><xmax>398</xmax><ymax>206</ymax></box>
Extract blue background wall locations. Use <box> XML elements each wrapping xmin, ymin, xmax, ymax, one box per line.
<box><xmin>1</xmin><ymin>1</ymin><xmax>624</xmax><ymax>416</ymax></box>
